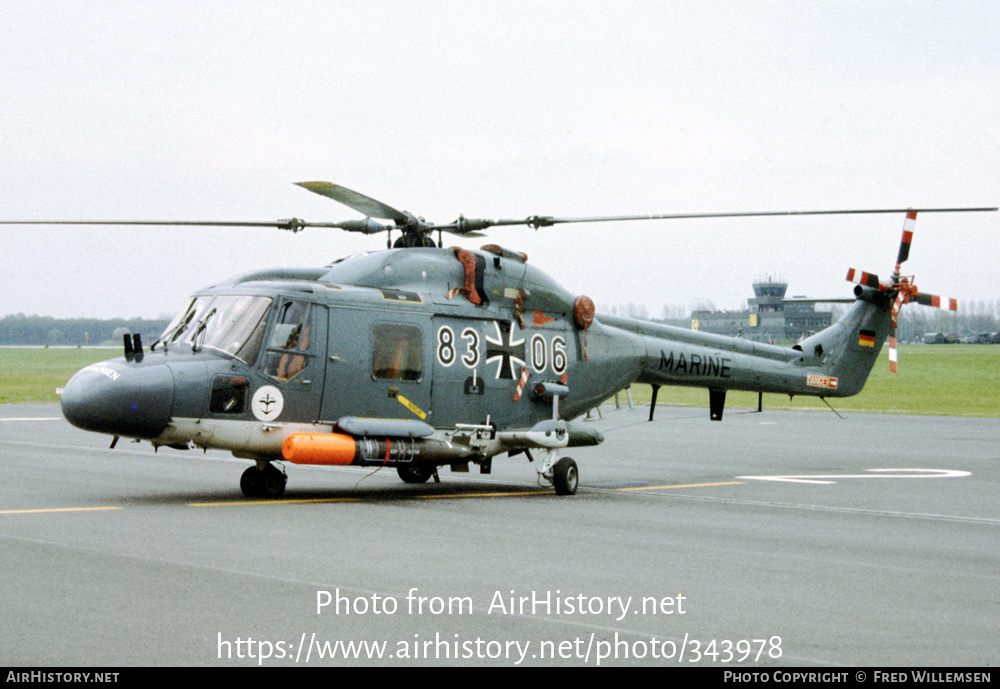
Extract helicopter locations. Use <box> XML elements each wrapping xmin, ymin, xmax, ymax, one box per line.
<box><xmin>8</xmin><ymin>183</ymin><xmax>995</xmax><ymax>497</ymax></box>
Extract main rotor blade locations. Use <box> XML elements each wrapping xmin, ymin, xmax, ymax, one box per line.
<box><xmin>504</xmin><ymin>206</ymin><xmax>998</xmax><ymax>230</ymax></box>
<box><xmin>0</xmin><ymin>219</ymin><xmax>297</xmax><ymax>228</ymax></box>
<box><xmin>0</xmin><ymin>218</ymin><xmax>388</xmax><ymax>234</ymax></box>
<box><xmin>295</xmin><ymin>182</ymin><xmax>411</xmax><ymax>224</ymax></box>
<box><xmin>4</xmin><ymin>199</ymin><xmax>993</xmax><ymax>238</ymax></box>
<box><xmin>426</xmin><ymin>206</ymin><xmax>996</xmax><ymax>232</ymax></box>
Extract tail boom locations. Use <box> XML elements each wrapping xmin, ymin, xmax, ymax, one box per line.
<box><xmin>598</xmin><ymin>293</ymin><xmax>892</xmax><ymax>403</ymax></box>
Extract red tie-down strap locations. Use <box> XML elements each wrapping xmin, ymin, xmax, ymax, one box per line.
<box><xmin>573</xmin><ymin>295</ymin><xmax>595</xmax><ymax>360</ymax></box>
<box><xmin>447</xmin><ymin>249</ymin><xmax>488</xmax><ymax>306</ymax></box>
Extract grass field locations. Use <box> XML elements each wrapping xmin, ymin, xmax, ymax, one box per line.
<box><xmin>1</xmin><ymin>345</ymin><xmax>998</xmax><ymax>416</ymax></box>
<box><xmin>0</xmin><ymin>347</ymin><xmax>117</xmax><ymax>404</ymax></box>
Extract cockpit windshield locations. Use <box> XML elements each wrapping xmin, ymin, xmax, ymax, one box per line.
<box><xmin>155</xmin><ymin>295</ymin><xmax>272</xmax><ymax>363</ymax></box>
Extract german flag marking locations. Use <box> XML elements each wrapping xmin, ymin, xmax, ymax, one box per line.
<box><xmin>859</xmin><ymin>330</ymin><xmax>876</xmax><ymax>348</ymax></box>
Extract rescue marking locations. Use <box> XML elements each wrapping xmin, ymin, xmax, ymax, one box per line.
<box><xmin>395</xmin><ymin>394</ymin><xmax>428</xmax><ymax>420</ymax></box>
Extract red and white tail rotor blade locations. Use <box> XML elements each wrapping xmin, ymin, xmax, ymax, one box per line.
<box><xmin>913</xmin><ymin>293</ymin><xmax>958</xmax><ymax>311</ymax></box>
<box><xmin>894</xmin><ymin>210</ymin><xmax>917</xmax><ymax>274</ymax></box>
<box><xmin>846</xmin><ymin>268</ymin><xmax>881</xmax><ymax>289</ymax></box>
<box><xmin>885</xmin><ymin>211</ymin><xmax>916</xmax><ymax>373</ymax></box>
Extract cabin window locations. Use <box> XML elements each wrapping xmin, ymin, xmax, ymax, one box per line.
<box><xmin>371</xmin><ymin>324</ymin><xmax>423</xmax><ymax>381</ymax></box>
<box><xmin>263</xmin><ymin>300</ymin><xmax>314</xmax><ymax>382</ymax></box>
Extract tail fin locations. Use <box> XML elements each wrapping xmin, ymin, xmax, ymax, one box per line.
<box><xmin>796</xmin><ymin>286</ymin><xmax>894</xmax><ymax>397</ymax></box>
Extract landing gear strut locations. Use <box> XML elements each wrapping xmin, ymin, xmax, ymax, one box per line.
<box><xmin>241</xmin><ymin>462</ymin><xmax>287</xmax><ymax>498</ymax></box>
<box><xmin>533</xmin><ymin>449</ymin><xmax>579</xmax><ymax>495</ymax></box>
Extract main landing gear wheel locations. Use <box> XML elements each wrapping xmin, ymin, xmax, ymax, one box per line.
<box><xmin>397</xmin><ymin>465</ymin><xmax>436</xmax><ymax>484</ymax></box>
<box><xmin>553</xmin><ymin>457</ymin><xmax>579</xmax><ymax>496</ymax></box>
<box><xmin>241</xmin><ymin>464</ymin><xmax>287</xmax><ymax>498</ymax></box>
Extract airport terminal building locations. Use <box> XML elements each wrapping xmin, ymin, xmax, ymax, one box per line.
<box><xmin>690</xmin><ymin>277</ymin><xmax>833</xmax><ymax>344</ymax></box>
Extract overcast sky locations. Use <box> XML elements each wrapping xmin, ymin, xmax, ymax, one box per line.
<box><xmin>2</xmin><ymin>1</ymin><xmax>997</xmax><ymax>321</ymax></box>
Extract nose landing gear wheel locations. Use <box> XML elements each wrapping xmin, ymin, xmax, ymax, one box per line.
<box><xmin>553</xmin><ymin>457</ymin><xmax>579</xmax><ymax>495</ymax></box>
<box><xmin>397</xmin><ymin>465</ymin><xmax>438</xmax><ymax>484</ymax></box>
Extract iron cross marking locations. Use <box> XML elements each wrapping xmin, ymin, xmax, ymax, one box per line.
<box><xmin>485</xmin><ymin>321</ymin><xmax>526</xmax><ymax>380</ymax></box>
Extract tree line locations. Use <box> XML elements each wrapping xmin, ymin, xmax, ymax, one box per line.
<box><xmin>894</xmin><ymin>303</ymin><xmax>1000</xmax><ymax>343</ymax></box>
<box><xmin>0</xmin><ymin>314</ymin><xmax>171</xmax><ymax>346</ymax></box>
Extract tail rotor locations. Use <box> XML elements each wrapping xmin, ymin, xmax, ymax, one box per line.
<box><xmin>846</xmin><ymin>210</ymin><xmax>958</xmax><ymax>373</ymax></box>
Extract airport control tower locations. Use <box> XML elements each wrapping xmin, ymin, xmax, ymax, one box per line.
<box><xmin>747</xmin><ymin>276</ymin><xmax>788</xmax><ymax>342</ymax></box>
<box><xmin>690</xmin><ymin>275</ymin><xmax>833</xmax><ymax>342</ymax></box>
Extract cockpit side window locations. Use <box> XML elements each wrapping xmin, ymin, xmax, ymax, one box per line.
<box><xmin>263</xmin><ymin>300</ymin><xmax>314</xmax><ymax>382</ymax></box>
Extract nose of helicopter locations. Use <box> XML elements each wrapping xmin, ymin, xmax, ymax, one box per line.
<box><xmin>61</xmin><ymin>361</ymin><xmax>174</xmax><ymax>439</ymax></box>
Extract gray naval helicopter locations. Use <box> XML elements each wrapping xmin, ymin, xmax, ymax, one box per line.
<box><xmin>27</xmin><ymin>183</ymin><xmax>996</xmax><ymax>497</ymax></box>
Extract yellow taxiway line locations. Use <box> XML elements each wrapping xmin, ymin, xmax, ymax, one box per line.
<box><xmin>189</xmin><ymin>497</ymin><xmax>362</xmax><ymax>507</ymax></box>
<box><xmin>0</xmin><ymin>506</ymin><xmax>123</xmax><ymax>515</ymax></box>
<box><xmin>2</xmin><ymin>482</ymin><xmax>743</xmax><ymax>513</ymax></box>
